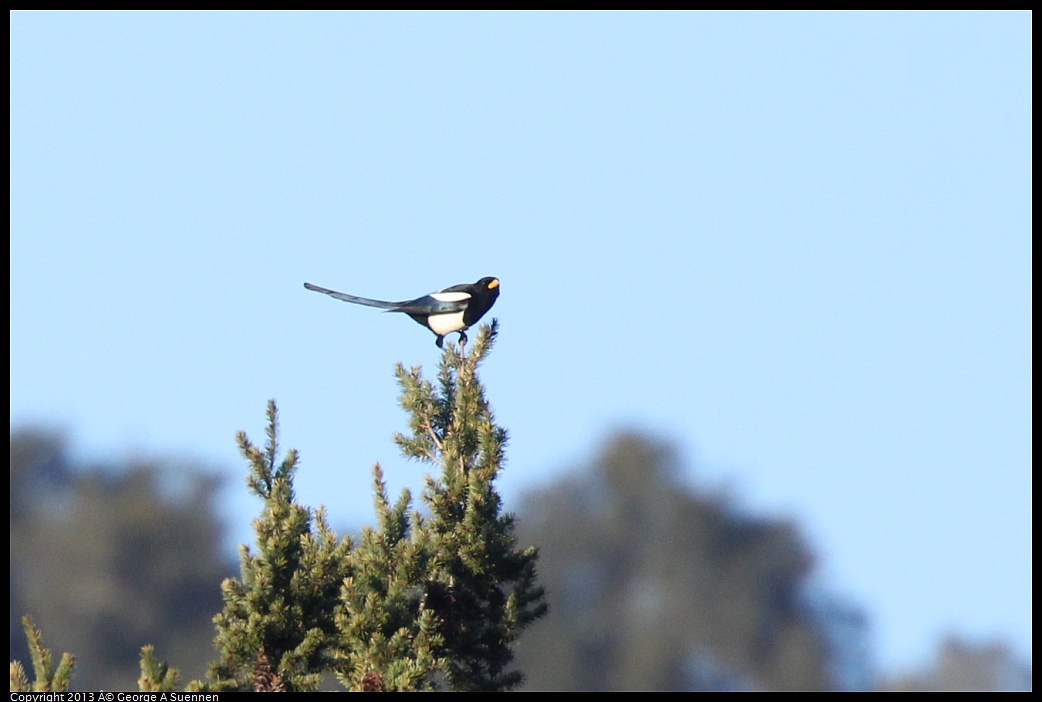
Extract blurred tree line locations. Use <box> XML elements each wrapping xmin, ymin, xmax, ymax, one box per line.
<box><xmin>512</xmin><ymin>432</ymin><xmax>860</xmax><ymax>690</ymax></box>
<box><xmin>883</xmin><ymin>636</ymin><xmax>1032</xmax><ymax>692</ymax></box>
<box><xmin>10</xmin><ymin>430</ymin><xmax>231</xmax><ymax>690</ymax></box>
<box><xmin>9</xmin><ymin>427</ymin><xmax>1031</xmax><ymax>691</ymax></box>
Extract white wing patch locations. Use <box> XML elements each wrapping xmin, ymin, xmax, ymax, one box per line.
<box><xmin>431</xmin><ymin>291</ymin><xmax>472</xmax><ymax>303</ymax></box>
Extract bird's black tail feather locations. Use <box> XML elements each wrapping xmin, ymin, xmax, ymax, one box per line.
<box><xmin>304</xmin><ymin>282</ymin><xmax>402</xmax><ymax>309</ymax></box>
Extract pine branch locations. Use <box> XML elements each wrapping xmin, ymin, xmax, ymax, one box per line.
<box><xmin>138</xmin><ymin>645</ymin><xmax>179</xmax><ymax>692</ymax></box>
<box><xmin>11</xmin><ymin>616</ymin><xmax>75</xmax><ymax>692</ymax></box>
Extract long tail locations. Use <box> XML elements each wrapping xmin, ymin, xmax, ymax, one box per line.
<box><xmin>304</xmin><ymin>282</ymin><xmax>401</xmax><ymax>309</ymax></box>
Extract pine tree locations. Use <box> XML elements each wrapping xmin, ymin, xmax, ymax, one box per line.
<box><xmin>333</xmin><ymin>321</ymin><xmax>547</xmax><ymax>691</ymax></box>
<box><xmin>11</xmin><ymin>321</ymin><xmax>544</xmax><ymax>691</ymax></box>
<box><xmin>330</xmin><ymin>466</ymin><xmax>444</xmax><ymax>692</ymax></box>
<box><xmin>199</xmin><ymin>401</ymin><xmax>353</xmax><ymax>692</ymax></box>
<box><xmin>199</xmin><ymin>321</ymin><xmax>545</xmax><ymax>691</ymax></box>
<box><xmin>391</xmin><ymin>321</ymin><xmax>547</xmax><ymax>690</ymax></box>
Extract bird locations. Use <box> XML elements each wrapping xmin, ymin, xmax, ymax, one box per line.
<box><xmin>304</xmin><ymin>277</ymin><xmax>500</xmax><ymax>348</ymax></box>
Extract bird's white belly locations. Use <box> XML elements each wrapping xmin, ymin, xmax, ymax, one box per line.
<box><xmin>427</xmin><ymin>310</ymin><xmax>467</xmax><ymax>335</ymax></box>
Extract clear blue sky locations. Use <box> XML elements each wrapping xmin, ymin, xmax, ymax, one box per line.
<box><xmin>11</xmin><ymin>12</ymin><xmax>1031</xmax><ymax>675</ymax></box>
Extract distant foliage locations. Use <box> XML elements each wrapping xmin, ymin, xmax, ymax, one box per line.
<box><xmin>883</xmin><ymin>635</ymin><xmax>1032</xmax><ymax>692</ymax></box>
<box><xmin>9</xmin><ymin>432</ymin><xmax>230</xmax><ymax>690</ymax></box>
<box><xmin>514</xmin><ymin>432</ymin><xmax>867</xmax><ymax>691</ymax></box>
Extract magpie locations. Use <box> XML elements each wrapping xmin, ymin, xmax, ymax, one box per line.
<box><xmin>304</xmin><ymin>277</ymin><xmax>500</xmax><ymax>348</ymax></box>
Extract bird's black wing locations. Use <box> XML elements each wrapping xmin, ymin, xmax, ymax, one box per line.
<box><xmin>304</xmin><ymin>282</ymin><xmax>402</xmax><ymax>309</ymax></box>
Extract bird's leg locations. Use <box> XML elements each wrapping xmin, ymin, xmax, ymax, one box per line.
<box><xmin>435</xmin><ymin>335</ymin><xmax>445</xmax><ymax>348</ymax></box>
<box><xmin>458</xmin><ymin>330</ymin><xmax>468</xmax><ymax>349</ymax></box>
